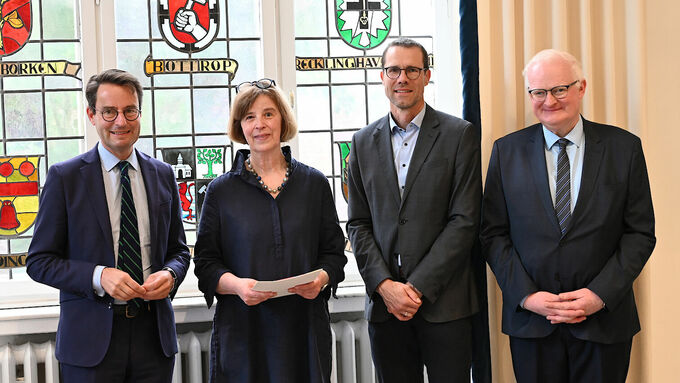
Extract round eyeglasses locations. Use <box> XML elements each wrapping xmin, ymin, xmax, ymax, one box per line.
<box><xmin>236</xmin><ymin>78</ymin><xmax>277</xmax><ymax>93</ymax></box>
<box><xmin>527</xmin><ymin>80</ymin><xmax>580</xmax><ymax>102</ymax></box>
<box><xmin>94</xmin><ymin>107</ymin><xmax>141</xmax><ymax>122</ymax></box>
<box><xmin>383</xmin><ymin>66</ymin><xmax>426</xmax><ymax>80</ymax></box>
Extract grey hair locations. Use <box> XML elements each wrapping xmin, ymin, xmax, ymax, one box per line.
<box><xmin>522</xmin><ymin>49</ymin><xmax>584</xmax><ymax>88</ymax></box>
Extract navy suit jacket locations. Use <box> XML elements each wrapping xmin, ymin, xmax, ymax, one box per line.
<box><xmin>347</xmin><ymin>105</ymin><xmax>481</xmax><ymax>323</ymax></box>
<box><xmin>27</xmin><ymin>145</ymin><xmax>190</xmax><ymax>367</ymax></box>
<box><xmin>481</xmin><ymin>119</ymin><xmax>655</xmax><ymax>343</ymax></box>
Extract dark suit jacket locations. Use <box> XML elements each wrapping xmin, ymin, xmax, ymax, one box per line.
<box><xmin>481</xmin><ymin>118</ymin><xmax>655</xmax><ymax>344</ymax></box>
<box><xmin>347</xmin><ymin>105</ymin><xmax>481</xmax><ymax>323</ymax></box>
<box><xmin>26</xmin><ymin>145</ymin><xmax>191</xmax><ymax>367</ymax></box>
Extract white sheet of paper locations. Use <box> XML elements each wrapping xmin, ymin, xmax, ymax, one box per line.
<box><xmin>252</xmin><ymin>269</ymin><xmax>322</xmax><ymax>298</ymax></box>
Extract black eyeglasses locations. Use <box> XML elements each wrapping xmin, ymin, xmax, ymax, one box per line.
<box><xmin>94</xmin><ymin>107</ymin><xmax>141</xmax><ymax>122</ymax></box>
<box><xmin>383</xmin><ymin>66</ymin><xmax>426</xmax><ymax>80</ymax></box>
<box><xmin>527</xmin><ymin>80</ymin><xmax>580</xmax><ymax>101</ymax></box>
<box><xmin>236</xmin><ymin>78</ymin><xmax>277</xmax><ymax>93</ymax></box>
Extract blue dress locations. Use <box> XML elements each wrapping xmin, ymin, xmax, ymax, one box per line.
<box><xmin>194</xmin><ymin>147</ymin><xmax>347</xmax><ymax>382</ymax></box>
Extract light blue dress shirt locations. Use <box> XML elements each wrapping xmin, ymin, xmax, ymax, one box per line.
<box><xmin>388</xmin><ymin>105</ymin><xmax>426</xmax><ymax>267</ymax></box>
<box><xmin>543</xmin><ymin>117</ymin><xmax>585</xmax><ymax>213</ymax></box>
<box><xmin>389</xmin><ymin>105</ymin><xmax>427</xmax><ymax>198</ymax></box>
<box><xmin>93</xmin><ymin>144</ymin><xmax>152</xmax><ymax>300</ymax></box>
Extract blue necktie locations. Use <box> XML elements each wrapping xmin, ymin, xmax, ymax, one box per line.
<box><xmin>117</xmin><ymin>161</ymin><xmax>143</xmax><ymax>306</ymax></box>
<box><xmin>554</xmin><ymin>138</ymin><xmax>571</xmax><ymax>236</ymax></box>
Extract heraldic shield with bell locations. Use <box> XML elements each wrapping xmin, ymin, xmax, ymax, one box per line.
<box><xmin>0</xmin><ymin>0</ymin><xmax>32</xmax><ymax>57</ymax></box>
<box><xmin>158</xmin><ymin>0</ymin><xmax>219</xmax><ymax>54</ymax></box>
<box><xmin>336</xmin><ymin>0</ymin><xmax>391</xmax><ymax>50</ymax></box>
<box><xmin>0</xmin><ymin>156</ymin><xmax>40</xmax><ymax>238</ymax></box>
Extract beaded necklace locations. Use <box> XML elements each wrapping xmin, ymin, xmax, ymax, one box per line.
<box><xmin>245</xmin><ymin>155</ymin><xmax>290</xmax><ymax>194</ymax></box>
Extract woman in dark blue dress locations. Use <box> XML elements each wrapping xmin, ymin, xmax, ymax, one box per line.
<box><xmin>193</xmin><ymin>79</ymin><xmax>347</xmax><ymax>382</ymax></box>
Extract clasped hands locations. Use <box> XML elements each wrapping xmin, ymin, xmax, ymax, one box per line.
<box><xmin>377</xmin><ymin>279</ymin><xmax>423</xmax><ymax>321</ymax></box>
<box><xmin>524</xmin><ymin>288</ymin><xmax>605</xmax><ymax>324</ymax></box>
<box><xmin>101</xmin><ymin>267</ymin><xmax>174</xmax><ymax>301</ymax></box>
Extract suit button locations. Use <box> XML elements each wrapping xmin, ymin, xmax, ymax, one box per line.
<box><xmin>399</xmin><ymin>219</ymin><xmax>407</xmax><ymax>225</ymax></box>
<box><xmin>554</xmin><ymin>273</ymin><xmax>560</xmax><ymax>282</ymax></box>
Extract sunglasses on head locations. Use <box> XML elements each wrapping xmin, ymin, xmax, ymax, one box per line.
<box><xmin>236</xmin><ymin>78</ymin><xmax>277</xmax><ymax>93</ymax></box>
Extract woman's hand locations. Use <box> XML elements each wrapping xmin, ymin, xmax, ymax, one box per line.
<box><xmin>216</xmin><ymin>273</ymin><xmax>276</xmax><ymax>306</ymax></box>
<box><xmin>289</xmin><ymin>270</ymin><xmax>330</xmax><ymax>300</ymax></box>
<box><xmin>235</xmin><ymin>278</ymin><xmax>277</xmax><ymax>306</ymax></box>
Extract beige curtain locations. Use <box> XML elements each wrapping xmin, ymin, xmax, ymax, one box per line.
<box><xmin>476</xmin><ymin>0</ymin><xmax>680</xmax><ymax>382</ymax></box>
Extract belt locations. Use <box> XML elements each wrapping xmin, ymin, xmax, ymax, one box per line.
<box><xmin>112</xmin><ymin>302</ymin><xmax>152</xmax><ymax>319</ymax></box>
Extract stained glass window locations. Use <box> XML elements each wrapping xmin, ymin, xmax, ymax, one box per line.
<box><xmin>294</xmin><ymin>0</ymin><xmax>436</xmax><ymax>236</ymax></box>
<box><xmin>113</xmin><ymin>0</ymin><xmax>263</xmax><ymax>245</ymax></box>
<box><xmin>0</xmin><ymin>0</ymin><xmax>84</xmax><ymax>280</ymax></box>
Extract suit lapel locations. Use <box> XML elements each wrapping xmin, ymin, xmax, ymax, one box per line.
<box><xmin>526</xmin><ymin>125</ymin><xmax>561</xmax><ymax>233</ymax></box>
<box><xmin>569</xmin><ymin>119</ymin><xmax>604</xmax><ymax>230</ymax></box>
<box><xmin>401</xmin><ymin>106</ymin><xmax>440</xmax><ymax>205</ymax></box>
<box><xmin>372</xmin><ymin>116</ymin><xmax>401</xmax><ymax>207</ymax></box>
<box><xmin>137</xmin><ymin>150</ymin><xmax>159</xmax><ymax>266</ymax></box>
<box><xmin>80</xmin><ymin>145</ymin><xmax>115</xmax><ymax>260</ymax></box>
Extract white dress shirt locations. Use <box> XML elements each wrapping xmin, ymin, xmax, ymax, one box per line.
<box><xmin>543</xmin><ymin>117</ymin><xmax>585</xmax><ymax>213</ymax></box>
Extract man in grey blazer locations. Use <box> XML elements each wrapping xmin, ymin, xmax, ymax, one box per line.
<box><xmin>347</xmin><ymin>38</ymin><xmax>481</xmax><ymax>383</ymax></box>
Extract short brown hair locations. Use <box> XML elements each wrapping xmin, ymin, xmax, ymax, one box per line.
<box><xmin>382</xmin><ymin>38</ymin><xmax>429</xmax><ymax>70</ymax></box>
<box><xmin>228</xmin><ymin>84</ymin><xmax>298</xmax><ymax>144</ymax></box>
<box><xmin>86</xmin><ymin>69</ymin><xmax>143</xmax><ymax>111</ymax></box>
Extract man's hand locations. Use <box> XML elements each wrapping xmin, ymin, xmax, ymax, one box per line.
<box><xmin>524</xmin><ymin>291</ymin><xmax>586</xmax><ymax>324</ymax></box>
<box><xmin>546</xmin><ymin>288</ymin><xmax>604</xmax><ymax>323</ymax></box>
<box><xmin>141</xmin><ymin>270</ymin><xmax>174</xmax><ymax>300</ymax></box>
<box><xmin>289</xmin><ymin>270</ymin><xmax>329</xmax><ymax>300</ymax></box>
<box><xmin>377</xmin><ymin>279</ymin><xmax>422</xmax><ymax>321</ymax></box>
<box><xmin>101</xmin><ymin>267</ymin><xmax>146</xmax><ymax>301</ymax></box>
<box><xmin>406</xmin><ymin>281</ymin><xmax>423</xmax><ymax>299</ymax></box>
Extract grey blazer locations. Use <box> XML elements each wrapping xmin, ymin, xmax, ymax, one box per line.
<box><xmin>347</xmin><ymin>105</ymin><xmax>481</xmax><ymax>323</ymax></box>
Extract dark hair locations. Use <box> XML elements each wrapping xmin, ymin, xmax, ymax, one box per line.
<box><xmin>228</xmin><ymin>84</ymin><xmax>297</xmax><ymax>144</ymax></box>
<box><xmin>381</xmin><ymin>37</ymin><xmax>429</xmax><ymax>70</ymax></box>
<box><xmin>85</xmin><ymin>69</ymin><xmax>143</xmax><ymax>111</ymax></box>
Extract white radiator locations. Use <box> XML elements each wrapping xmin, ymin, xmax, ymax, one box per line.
<box><xmin>0</xmin><ymin>341</ymin><xmax>59</xmax><ymax>383</ymax></box>
<box><xmin>330</xmin><ymin>320</ymin><xmax>376</xmax><ymax>383</ymax></box>
<box><xmin>0</xmin><ymin>320</ymin><xmax>377</xmax><ymax>383</ymax></box>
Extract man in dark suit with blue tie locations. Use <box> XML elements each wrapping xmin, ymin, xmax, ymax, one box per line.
<box><xmin>481</xmin><ymin>49</ymin><xmax>656</xmax><ymax>383</ymax></box>
<box><xmin>347</xmin><ymin>38</ymin><xmax>481</xmax><ymax>383</ymax></box>
<box><xmin>27</xmin><ymin>69</ymin><xmax>191</xmax><ymax>382</ymax></box>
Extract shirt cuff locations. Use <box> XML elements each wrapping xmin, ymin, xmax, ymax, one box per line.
<box><xmin>520</xmin><ymin>294</ymin><xmax>529</xmax><ymax>309</ymax></box>
<box><xmin>93</xmin><ymin>265</ymin><xmax>106</xmax><ymax>297</ymax></box>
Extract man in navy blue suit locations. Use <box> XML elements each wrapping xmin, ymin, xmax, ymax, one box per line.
<box><xmin>481</xmin><ymin>50</ymin><xmax>655</xmax><ymax>383</ymax></box>
<box><xmin>27</xmin><ymin>69</ymin><xmax>190</xmax><ymax>382</ymax></box>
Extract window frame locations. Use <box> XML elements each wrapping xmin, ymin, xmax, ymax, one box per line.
<box><xmin>0</xmin><ymin>0</ymin><xmax>463</xmax><ymax>308</ymax></box>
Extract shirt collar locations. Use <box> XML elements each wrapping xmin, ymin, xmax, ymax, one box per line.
<box><xmin>543</xmin><ymin>116</ymin><xmax>584</xmax><ymax>150</ymax></box>
<box><xmin>97</xmin><ymin>143</ymin><xmax>139</xmax><ymax>172</ymax></box>
<box><xmin>389</xmin><ymin>104</ymin><xmax>427</xmax><ymax>134</ymax></box>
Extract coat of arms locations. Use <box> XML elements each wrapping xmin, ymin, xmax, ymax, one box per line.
<box><xmin>159</xmin><ymin>146</ymin><xmax>228</xmax><ymax>224</ymax></box>
<box><xmin>0</xmin><ymin>156</ymin><xmax>40</xmax><ymax>238</ymax></box>
<box><xmin>0</xmin><ymin>0</ymin><xmax>31</xmax><ymax>57</ymax></box>
<box><xmin>336</xmin><ymin>142</ymin><xmax>351</xmax><ymax>202</ymax></box>
<box><xmin>335</xmin><ymin>0</ymin><xmax>391</xmax><ymax>50</ymax></box>
<box><xmin>158</xmin><ymin>0</ymin><xmax>219</xmax><ymax>54</ymax></box>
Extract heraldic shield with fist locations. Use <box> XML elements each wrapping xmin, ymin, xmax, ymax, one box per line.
<box><xmin>158</xmin><ymin>0</ymin><xmax>219</xmax><ymax>54</ymax></box>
